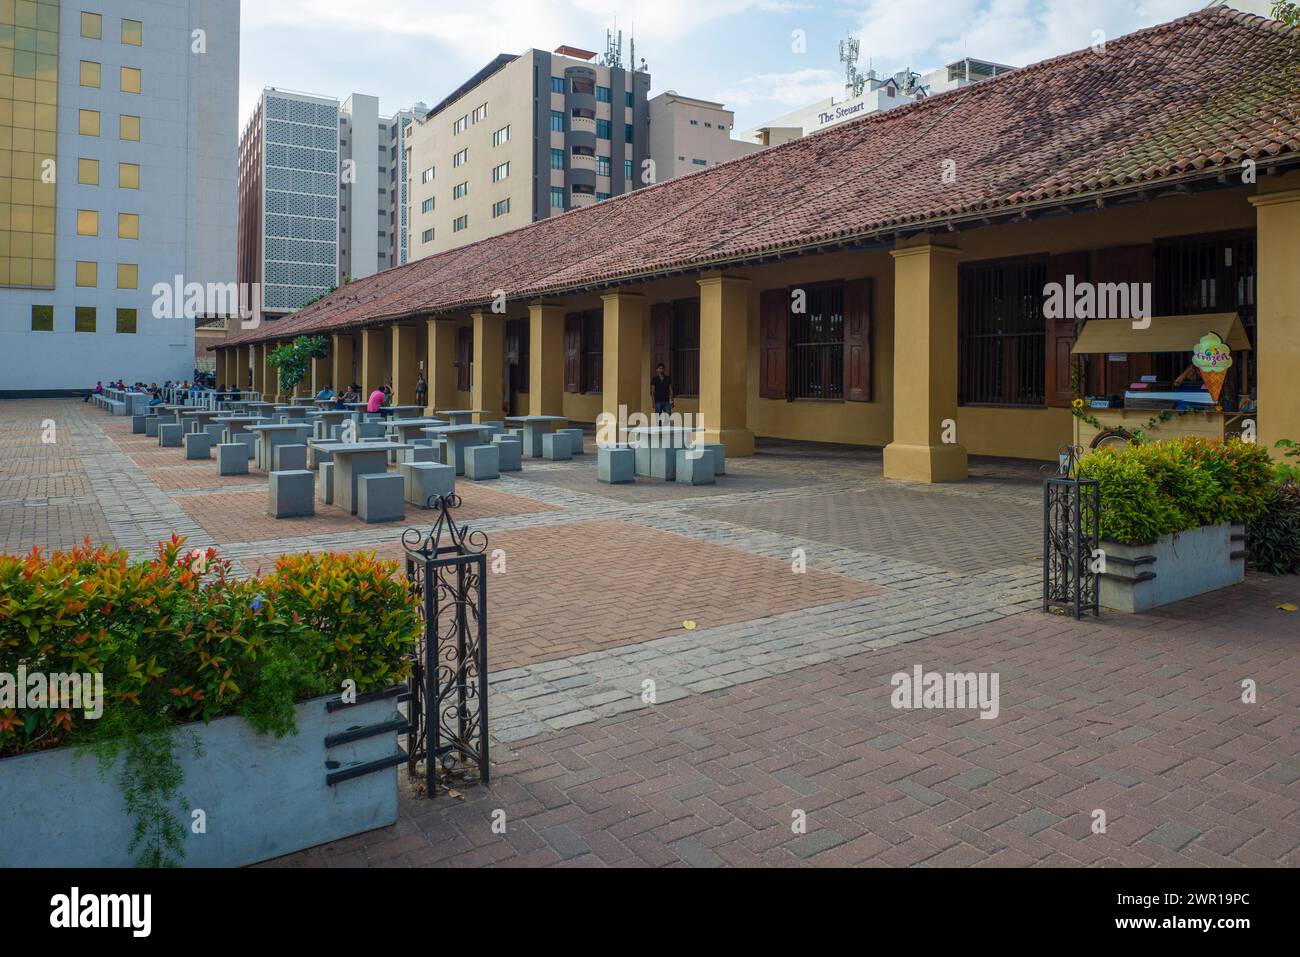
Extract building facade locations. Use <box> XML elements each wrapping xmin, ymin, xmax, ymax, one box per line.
<box><xmin>406</xmin><ymin>47</ymin><xmax>652</xmax><ymax>259</ymax></box>
<box><xmin>0</xmin><ymin>0</ymin><xmax>239</xmax><ymax>394</ymax></box>
<box><xmin>647</xmin><ymin>92</ymin><xmax>761</xmax><ymax>180</ymax></box>
<box><xmin>739</xmin><ymin>58</ymin><xmax>1015</xmax><ymax>146</ymax></box>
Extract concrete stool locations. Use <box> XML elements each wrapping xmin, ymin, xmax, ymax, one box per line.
<box><xmin>492</xmin><ymin>435</ymin><xmax>522</xmax><ymax>472</ymax></box>
<box><xmin>131</xmin><ymin>415</ymin><xmax>148</xmax><ymax>434</ymax></box>
<box><xmin>308</xmin><ymin>441</ymin><xmax>334</xmax><ymax>470</ymax></box>
<box><xmin>202</xmin><ymin>422</ymin><xmax>226</xmax><ymax>444</ymax></box>
<box><xmin>217</xmin><ymin>443</ymin><xmax>249</xmax><ymax>476</ymax></box>
<box><xmin>358</xmin><ymin>420</ymin><xmax>386</xmax><ymax>439</ymax></box>
<box><xmin>598</xmin><ymin>446</ymin><xmax>635</xmax><ymax>484</ymax></box>
<box><xmin>398</xmin><ymin>446</ymin><xmax>437</xmax><ymax>465</ymax></box>
<box><xmin>558</xmin><ymin>428</ymin><xmax>585</xmax><ymax>455</ymax></box>
<box><xmin>465</xmin><ymin>444</ymin><xmax>500</xmax><ymax>481</ymax></box>
<box><xmin>268</xmin><ymin>470</ymin><xmax>315</xmax><ymax>518</ymax></box>
<box><xmin>542</xmin><ymin>431</ymin><xmax>571</xmax><ymax>461</ymax></box>
<box><xmin>158</xmin><ymin>423</ymin><xmax>182</xmax><ymax>448</ymax></box>
<box><xmin>274</xmin><ymin>444</ymin><xmax>307</xmax><ymax>471</ymax></box>
<box><xmin>144</xmin><ymin>416</ymin><xmax>160</xmax><ymax>437</ymax></box>
<box><xmin>640</xmin><ymin>445</ymin><xmax>676</xmax><ymax>481</ymax></box>
<box><xmin>699</xmin><ymin>443</ymin><xmax>727</xmax><ymax>476</ymax></box>
<box><xmin>318</xmin><ymin>462</ymin><xmax>335</xmax><ymax>505</ymax></box>
<box><xmin>675</xmin><ymin>447</ymin><xmax>715</xmax><ymax>485</ymax></box>
<box><xmin>223</xmin><ymin>431</ymin><xmax>257</xmax><ymax>461</ymax></box>
<box><xmin>357</xmin><ymin>473</ymin><xmax>404</xmax><ymax>524</ymax></box>
<box><xmin>399</xmin><ymin>461</ymin><xmax>455</xmax><ymax>507</ymax></box>
<box><xmin>184</xmin><ymin>432</ymin><xmax>212</xmax><ymax>460</ymax></box>
<box><xmin>480</xmin><ymin>421</ymin><xmax>505</xmax><ymax>437</ymax></box>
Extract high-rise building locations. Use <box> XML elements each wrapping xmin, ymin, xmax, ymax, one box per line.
<box><xmin>0</xmin><ymin>0</ymin><xmax>239</xmax><ymax>394</ymax></box>
<box><xmin>405</xmin><ymin>46</ymin><xmax>652</xmax><ymax>260</ymax></box>
<box><xmin>238</xmin><ymin>89</ymin><xmax>426</xmax><ymax>322</ymax></box>
<box><xmin>385</xmin><ymin>105</ymin><xmax>422</xmax><ymax>270</ymax></box>
<box><xmin>647</xmin><ymin>92</ymin><xmax>761</xmax><ymax>181</ymax></box>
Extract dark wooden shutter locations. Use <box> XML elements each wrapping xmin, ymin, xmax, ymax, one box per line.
<box><xmin>563</xmin><ymin>313</ymin><xmax>582</xmax><ymax>393</ymax></box>
<box><xmin>650</xmin><ymin>303</ymin><xmax>671</xmax><ymax>373</ymax></box>
<box><xmin>456</xmin><ymin>326</ymin><xmax>472</xmax><ymax>392</ymax></box>
<box><xmin>760</xmin><ymin>289</ymin><xmax>788</xmax><ymax>400</ymax></box>
<box><xmin>842</xmin><ymin>279</ymin><xmax>872</xmax><ymax>403</ymax></box>
<box><xmin>1044</xmin><ymin>252</ymin><xmax>1088</xmax><ymax>408</ymax></box>
<box><xmin>1094</xmin><ymin>245</ymin><xmax>1155</xmax><ymax>392</ymax></box>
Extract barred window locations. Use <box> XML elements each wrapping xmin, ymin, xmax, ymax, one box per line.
<box><xmin>670</xmin><ymin>299</ymin><xmax>700</xmax><ymax>398</ymax></box>
<box><xmin>958</xmin><ymin>258</ymin><xmax>1047</xmax><ymax>406</ymax></box>
<box><xmin>788</xmin><ymin>284</ymin><xmax>844</xmax><ymax>400</ymax></box>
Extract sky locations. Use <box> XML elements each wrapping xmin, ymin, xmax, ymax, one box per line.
<box><xmin>238</xmin><ymin>0</ymin><xmax>1245</xmax><ymax>134</ymax></box>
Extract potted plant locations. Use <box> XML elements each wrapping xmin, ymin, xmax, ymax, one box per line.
<box><xmin>1078</xmin><ymin>438</ymin><xmax>1274</xmax><ymax>612</ymax></box>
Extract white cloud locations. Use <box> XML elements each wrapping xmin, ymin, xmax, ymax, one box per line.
<box><xmin>715</xmin><ymin>67</ymin><xmax>842</xmax><ymax>109</ymax></box>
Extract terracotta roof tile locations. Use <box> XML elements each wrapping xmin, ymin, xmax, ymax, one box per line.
<box><xmin>220</xmin><ymin>7</ymin><xmax>1300</xmax><ymax>349</ymax></box>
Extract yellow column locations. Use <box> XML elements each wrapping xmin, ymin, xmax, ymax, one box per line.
<box><xmin>235</xmin><ymin>345</ymin><xmax>249</xmax><ymax>389</ymax></box>
<box><xmin>884</xmin><ymin>242</ymin><xmax>967</xmax><ymax>482</ymax></box>
<box><xmin>332</xmin><ymin>334</ymin><xmax>355</xmax><ymax>393</ymax></box>
<box><xmin>361</xmin><ymin>328</ymin><xmax>387</xmax><ymax>397</ymax></box>
<box><xmin>215</xmin><ymin>349</ymin><xmax>228</xmax><ymax>387</ymax></box>
<box><xmin>427</xmin><ymin>318</ymin><xmax>458</xmax><ymax>415</ymax></box>
<box><xmin>1249</xmin><ymin>186</ymin><xmax>1300</xmax><ymax>457</ymax></box>
<box><xmin>391</xmin><ymin>324</ymin><xmax>420</xmax><ymax>406</ymax></box>
<box><xmin>698</xmin><ymin>274</ymin><xmax>754</xmax><ymax>456</ymax></box>
<box><xmin>601</xmin><ymin>291</ymin><xmax>645</xmax><ymax>424</ymax></box>
<box><xmin>251</xmin><ymin>343</ymin><xmax>265</xmax><ymax>397</ymax></box>
<box><xmin>529</xmin><ymin>302</ymin><xmax>566</xmax><ymax>416</ymax></box>
<box><xmin>472</xmin><ymin>311</ymin><xmax>505</xmax><ymax>420</ymax></box>
<box><xmin>310</xmin><ymin>349</ymin><xmax>331</xmax><ymax>394</ymax></box>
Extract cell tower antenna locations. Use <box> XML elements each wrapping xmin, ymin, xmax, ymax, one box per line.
<box><xmin>839</xmin><ymin>33</ymin><xmax>864</xmax><ymax>97</ymax></box>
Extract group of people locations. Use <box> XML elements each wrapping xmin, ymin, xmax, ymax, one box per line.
<box><xmin>313</xmin><ymin>373</ymin><xmax>428</xmax><ymax>418</ymax></box>
<box><xmin>84</xmin><ymin>380</ymin><xmax>168</xmax><ymax>405</ymax></box>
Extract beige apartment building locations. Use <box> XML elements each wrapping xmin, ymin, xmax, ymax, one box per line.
<box><xmin>406</xmin><ymin>47</ymin><xmax>652</xmax><ymax>259</ymax></box>
<box><xmin>647</xmin><ymin>92</ymin><xmax>761</xmax><ymax>180</ymax></box>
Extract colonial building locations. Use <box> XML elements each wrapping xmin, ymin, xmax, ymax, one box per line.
<box><xmin>214</xmin><ymin>8</ymin><xmax>1300</xmax><ymax>479</ymax></box>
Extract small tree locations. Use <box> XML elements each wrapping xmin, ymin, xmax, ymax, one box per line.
<box><xmin>267</xmin><ymin>336</ymin><xmax>329</xmax><ymax>394</ymax></box>
<box><xmin>1274</xmin><ymin>1</ymin><xmax>1300</xmax><ymax>26</ymax></box>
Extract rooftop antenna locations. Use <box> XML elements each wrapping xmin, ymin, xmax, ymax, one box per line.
<box><xmin>602</xmin><ymin>22</ymin><xmax>624</xmax><ymax>68</ymax></box>
<box><xmin>839</xmin><ymin>33</ymin><xmax>864</xmax><ymax>97</ymax></box>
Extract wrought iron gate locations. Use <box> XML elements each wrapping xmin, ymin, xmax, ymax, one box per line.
<box><xmin>403</xmin><ymin>495</ymin><xmax>489</xmax><ymax>796</ymax></box>
<box><xmin>1043</xmin><ymin>446</ymin><xmax>1101</xmax><ymax>620</ymax></box>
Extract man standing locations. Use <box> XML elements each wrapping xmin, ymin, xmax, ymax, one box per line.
<box><xmin>650</xmin><ymin>363</ymin><xmax>674</xmax><ymax>421</ymax></box>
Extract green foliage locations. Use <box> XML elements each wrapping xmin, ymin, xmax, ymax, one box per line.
<box><xmin>266</xmin><ymin>335</ymin><xmax>329</xmax><ymax>394</ymax></box>
<box><xmin>1273</xmin><ymin>1</ymin><xmax>1300</xmax><ymax>27</ymax></box>
<box><xmin>1249</xmin><ymin>480</ymin><xmax>1300</xmax><ymax>575</ymax></box>
<box><xmin>1079</xmin><ymin>438</ymin><xmax>1277</xmax><ymax>545</ymax></box>
<box><xmin>0</xmin><ymin>538</ymin><xmax>418</xmax><ymax>866</ymax></box>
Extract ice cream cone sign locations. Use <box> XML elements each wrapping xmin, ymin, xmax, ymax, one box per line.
<box><xmin>1193</xmin><ymin>332</ymin><xmax>1233</xmax><ymax>402</ymax></box>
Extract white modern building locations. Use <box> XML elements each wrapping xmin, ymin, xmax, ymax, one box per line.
<box><xmin>739</xmin><ymin>57</ymin><xmax>1016</xmax><ymax>147</ymax></box>
<box><xmin>0</xmin><ymin>0</ymin><xmax>239</xmax><ymax>395</ymax></box>
<box><xmin>647</xmin><ymin>91</ymin><xmax>761</xmax><ymax>181</ymax></box>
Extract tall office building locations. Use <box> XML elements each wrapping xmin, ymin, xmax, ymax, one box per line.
<box><xmin>238</xmin><ymin>89</ymin><xmax>425</xmax><ymax>322</ymax></box>
<box><xmin>406</xmin><ymin>46</ymin><xmax>652</xmax><ymax>259</ymax></box>
<box><xmin>386</xmin><ymin>105</ymin><xmax>421</xmax><ymax>269</ymax></box>
<box><xmin>0</xmin><ymin>0</ymin><xmax>239</xmax><ymax>394</ymax></box>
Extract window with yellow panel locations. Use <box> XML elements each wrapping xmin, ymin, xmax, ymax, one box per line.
<box><xmin>78</xmin><ymin>158</ymin><xmax>99</xmax><ymax>185</ymax></box>
<box><xmin>119</xmin><ymin>114</ymin><xmax>140</xmax><ymax>141</ymax></box>
<box><xmin>119</xmin><ymin>66</ymin><xmax>140</xmax><ymax>94</ymax></box>
<box><xmin>118</xmin><ymin>212</ymin><xmax>138</xmax><ymax>239</ymax></box>
<box><xmin>76</xmin><ymin>208</ymin><xmax>98</xmax><ymax>236</ymax></box>
<box><xmin>75</xmin><ymin>307</ymin><xmax>97</xmax><ymax>333</ymax></box>
<box><xmin>121</xmin><ymin>19</ymin><xmax>142</xmax><ymax>46</ymax></box>
<box><xmin>117</xmin><ymin>263</ymin><xmax>137</xmax><ymax>289</ymax></box>
<box><xmin>75</xmin><ymin>261</ymin><xmax>97</xmax><ymax>287</ymax></box>
<box><xmin>116</xmin><ymin>308</ymin><xmax>137</xmax><ymax>334</ymax></box>
<box><xmin>79</xmin><ymin>109</ymin><xmax>100</xmax><ymax>136</ymax></box>
<box><xmin>80</xmin><ymin>60</ymin><xmax>100</xmax><ymax>88</ymax></box>
<box><xmin>118</xmin><ymin>162</ymin><xmax>139</xmax><ymax>189</ymax></box>
<box><xmin>81</xmin><ymin>12</ymin><xmax>102</xmax><ymax>40</ymax></box>
<box><xmin>30</xmin><ymin>305</ymin><xmax>55</xmax><ymax>333</ymax></box>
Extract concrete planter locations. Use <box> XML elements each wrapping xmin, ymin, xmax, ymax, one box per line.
<box><xmin>0</xmin><ymin>692</ymin><xmax>401</xmax><ymax>868</ymax></box>
<box><xmin>1099</xmin><ymin>523</ymin><xmax>1246</xmax><ymax>613</ymax></box>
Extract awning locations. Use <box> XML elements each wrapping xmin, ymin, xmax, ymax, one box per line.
<box><xmin>1072</xmin><ymin>313</ymin><xmax>1252</xmax><ymax>355</ymax></box>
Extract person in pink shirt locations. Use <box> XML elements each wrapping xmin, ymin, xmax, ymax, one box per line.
<box><xmin>367</xmin><ymin>388</ymin><xmax>386</xmax><ymax>414</ymax></box>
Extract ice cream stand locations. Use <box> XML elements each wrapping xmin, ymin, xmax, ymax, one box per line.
<box><xmin>1069</xmin><ymin>313</ymin><xmax>1254</xmax><ymax>449</ymax></box>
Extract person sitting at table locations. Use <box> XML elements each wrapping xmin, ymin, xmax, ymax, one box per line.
<box><xmin>84</xmin><ymin>381</ymin><xmax>104</xmax><ymax>403</ymax></box>
<box><xmin>316</xmin><ymin>384</ymin><xmax>334</xmax><ymax>400</ymax></box>
<box><xmin>367</xmin><ymin>385</ymin><xmax>387</xmax><ymax>417</ymax></box>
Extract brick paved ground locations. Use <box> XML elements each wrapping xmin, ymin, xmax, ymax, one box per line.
<box><xmin>4</xmin><ymin>399</ymin><xmax>1298</xmax><ymax>867</ymax></box>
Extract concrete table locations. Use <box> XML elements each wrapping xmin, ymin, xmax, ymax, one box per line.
<box><xmin>387</xmin><ymin>418</ymin><xmax>449</xmax><ymax>444</ymax></box>
<box><xmin>157</xmin><ymin>405</ymin><xmax>196</xmax><ymax>426</ymax></box>
<box><xmin>505</xmin><ymin>415</ymin><xmax>569</xmax><ymax>458</ymax></box>
<box><xmin>385</xmin><ymin>405</ymin><xmax>426</xmax><ymax>420</ymax></box>
<box><xmin>320</xmin><ymin>442</ymin><xmax>411</xmax><ymax>515</ymax></box>
<box><xmin>422</xmin><ymin>425</ymin><xmax>492</xmax><ymax>475</ymax></box>
<box><xmin>290</xmin><ymin>396</ymin><xmax>316</xmax><ymax>407</ymax></box>
<box><xmin>180</xmin><ymin>409</ymin><xmax>221</xmax><ymax>433</ymax></box>
<box><xmin>244</xmin><ymin>401</ymin><xmax>276</xmax><ymax>417</ymax></box>
<box><xmin>436</xmin><ymin>409</ymin><xmax>493</xmax><ymax>426</ymax></box>
<box><xmin>273</xmin><ymin>405</ymin><xmax>309</xmax><ymax>421</ymax></box>
<box><xmin>213</xmin><ymin>415</ymin><xmax>271</xmax><ymax>436</ymax></box>
<box><xmin>626</xmin><ymin>426</ymin><xmax>706</xmax><ymax>480</ymax></box>
<box><xmin>246</xmin><ymin>423</ymin><xmax>314</xmax><ymax>472</ymax></box>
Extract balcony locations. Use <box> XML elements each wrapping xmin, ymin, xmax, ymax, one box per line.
<box><xmin>570</xmin><ymin>192</ymin><xmax>597</xmax><ymax>209</ymax></box>
<box><xmin>569</xmin><ymin>115</ymin><xmax>596</xmax><ymax>136</ymax></box>
<box><xmin>569</xmin><ymin>152</ymin><xmax>596</xmax><ymax>173</ymax></box>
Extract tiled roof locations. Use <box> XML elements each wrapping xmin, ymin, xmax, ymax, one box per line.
<box><xmin>219</xmin><ymin>8</ymin><xmax>1300</xmax><ymax>350</ymax></box>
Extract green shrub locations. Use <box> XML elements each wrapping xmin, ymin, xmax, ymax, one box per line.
<box><xmin>1078</xmin><ymin>438</ymin><xmax>1277</xmax><ymax>545</ymax></box>
<box><xmin>1249</xmin><ymin>481</ymin><xmax>1300</xmax><ymax>575</ymax></box>
<box><xmin>0</xmin><ymin>537</ymin><xmax>417</xmax><ymax>758</ymax></box>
